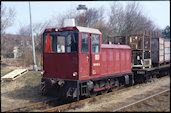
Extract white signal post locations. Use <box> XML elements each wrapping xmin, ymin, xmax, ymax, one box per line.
<box><xmin>29</xmin><ymin>2</ymin><xmax>37</xmax><ymax>71</ymax></box>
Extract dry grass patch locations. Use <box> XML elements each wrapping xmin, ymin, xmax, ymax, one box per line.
<box><xmin>1</xmin><ymin>65</ymin><xmax>18</xmax><ymax>77</ymax></box>
<box><xmin>1</xmin><ymin>70</ymin><xmax>53</xmax><ymax>111</ymax></box>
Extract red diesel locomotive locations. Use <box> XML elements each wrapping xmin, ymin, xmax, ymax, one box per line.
<box><xmin>40</xmin><ymin>26</ymin><xmax>134</xmax><ymax>100</ymax></box>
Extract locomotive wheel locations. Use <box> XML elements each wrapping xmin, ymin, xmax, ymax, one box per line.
<box><xmin>152</xmin><ymin>74</ymin><xmax>157</xmax><ymax>79</ymax></box>
<box><xmin>40</xmin><ymin>81</ymin><xmax>48</xmax><ymax>96</ymax></box>
<box><xmin>90</xmin><ymin>83</ymin><xmax>99</xmax><ymax>97</ymax></box>
<box><xmin>111</xmin><ymin>79</ymin><xmax>119</xmax><ymax>92</ymax></box>
<box><xmin>100</xmin><ymin>80</ymin><xmax>110</xmax><ymax>94</ymax></box>
<box><xmin>100</xmin><ymin>90</ymin><xmax>108</xmax><ymax>95</ymax></box>
<box><xmin>144</xmin><ymin>75</ymin><xmax>148</xmax><ymax>83</ymax></box>
<box><xmin>40</xmin><ymin>79</ymin><xmax>52</xmax><ymax>96</ymax></box>
<box><xmin>148</xmin><ymin>75</ymin><xmax>153</xmax><ymax>82</ymax></box>
<box><xmin>89</xmin><ymin>91</ymin><xmax>97</xmax><ymax>97</ymax></box>
<box><xmin>145</xmin><ymin>75</ymin><xmax>152</xmax><ymax>82</ymax></box>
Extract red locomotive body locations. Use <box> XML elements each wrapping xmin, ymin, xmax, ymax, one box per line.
<box><xmin>41</xmin><ymin>26</ymin><xmax>133</xmax><ymax>99</ymax></box>
<box><xmin>43</xmin><ymin>53</ymin><xmax>78</xmax><ymax>80</ymax></box>
<box><xmin>100</xmin><ymin>44</ymin><xmax>131</xmax><ymax>76</ymax></box>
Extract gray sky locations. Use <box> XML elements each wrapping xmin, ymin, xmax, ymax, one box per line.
<box><xmin>2</xmin><ymin>1</ymin><xmax>170</xmax><ymax>34</ymax></box>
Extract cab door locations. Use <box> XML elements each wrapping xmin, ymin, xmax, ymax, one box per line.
<box><xmin>90</xmin><ymin>34</ymin><xmax>101</xmax><ymax>75</ymax></box>
<box><xmin>79</xmin><ymin>33</ymin><xmax>90</xmax><ymax>79</ymax></box>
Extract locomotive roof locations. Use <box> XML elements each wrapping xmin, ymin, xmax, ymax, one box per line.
<box><xmin>43</xmin><ymin>26</ymin><xmax>102</xmax><ymax>35</ymax></box>
<box><xmin>76</xmin><ymin>26</ymin><xmax>102</xmax><ymax>34</ymax></box>
<box><xmin>102</xmin><ymin>44</ymin><xmax>131</xmax><ymax>49</ymax></box>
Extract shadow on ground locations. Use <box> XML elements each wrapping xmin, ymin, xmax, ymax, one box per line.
<box><xmin>2</xmin><ymin>84</ymin><xmax>54</xmax><ymax>103</ymax></box>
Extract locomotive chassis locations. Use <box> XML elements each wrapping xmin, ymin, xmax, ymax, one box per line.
<box><xmin>41</xmin><ymin>72</ymin><xmax>134</xmax><ymax>100</ymax></box>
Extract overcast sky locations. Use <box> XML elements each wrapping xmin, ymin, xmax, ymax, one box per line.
<box><xmin>2</xmin><ymin>1</ymin><xmax>170</xmax><ymax>34</ymax></box>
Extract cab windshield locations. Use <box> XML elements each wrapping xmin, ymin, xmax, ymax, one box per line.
<box><xmin>43</xmin><ymin>31</ymin><xmax>78</xmax><ymax>53</ymax></box>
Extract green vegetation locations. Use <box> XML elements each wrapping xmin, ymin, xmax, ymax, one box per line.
<box><xmin>162</xmin><ymin>26</ymin><xmax>170</xmax><ymax>39</ymax></box>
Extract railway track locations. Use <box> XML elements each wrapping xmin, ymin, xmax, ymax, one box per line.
<box><xmin>2</xmin><ymin>98</ymin><xmax>59</xmax><ymax>112</ymax></box>
<box><xmin>112</xmin><ymin>88</ymin><xmax>170</xmax><ymax>112</ymax></box>
<box><xmin>2</xmin><ymin>85</ymin><xmax>135</xmax><ymax>112</ymax></box>
<box><xmin>39</xmin><ymin>85</ymin><xmax>136</xmax><ymax>112</ymax></box>
<box><xmin>2</xmin><ymin>76</ymin><xmax>169</xmax><ymax>112</ymax></box>
<box><xmin>41</xmin><ymin>87</ymin><xmax>170</xmax><ymax>112</ymax></box>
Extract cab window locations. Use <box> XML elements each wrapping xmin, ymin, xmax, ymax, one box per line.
<box><xmin>92</xmin><ymin>35</ymin><xmax>100</xmax><ymax>53</ymax></box>
<box><xmin>81</xmin><ymin>33</ymin><xmax>89</xmax><ymax>53</ymax></box>
<box><xmin>57</xmin><ymin>36</ymin><xmax>65</xmax><ymax>53</ymax></box>
<box><xmin>43</xmin><ymin>31</ymin><xmax>78</xmax><ymax>53</ymax></box>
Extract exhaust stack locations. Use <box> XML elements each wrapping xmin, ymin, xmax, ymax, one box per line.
<box><xmin>63</xmin><ymin>18</ymin><xmax>75</xmax><ymax>27</ymax></box>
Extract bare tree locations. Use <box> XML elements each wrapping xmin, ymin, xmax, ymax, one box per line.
<box><xmin>122</xmin><ymin>2</ymin><xmax>156</xmax><ymax>35</ymax></box>
<box><xmin>1</xmin><ymin>34</ymin><xmax>14</xmax><ymax>57</ymax></box>
<box><xmin>49</xmin><ymin>6</ymin><xmax>105</xmax><ymax>28</ymax></box>
<box><xmin>18</xmin><ymin>20</ymin><xmax>52</xmax><ymax>36</ymax></box>
<box><xmin>108</xmin><ymin>2</ymin><xmax>125</xmax><ymax>36</ymax></box>
<box><xmin>50</xmin><ymin>8</ymin><xmax>77</xmax><ymax>28</ymax></box>
<box><xmin>108</xmin><ymin>2</ymin><xmax>157</xmax><ymax>37</ymax></box>
<box><xmin>75</xmin><ymin>7</ymin><xmax>105</xmax><ymax>27</ymax></box>
<box><xmin>1</xmin><ymin>3</ymin><xmax>16</xmax><ymax>34</ymax></box>
<box><xmin>1</xmin><ymin>3</ymin><xmax>16</xmax><ymax>58</ymax></box>
<box><xmin>91</xmin><ymin>20</ymin><xmax>110</xmax><ymax>43</ymax></box>
<box><xmin>17</xmin><ymin>22</ymin><xmax>46</xmax><ymax>66</ymax></box>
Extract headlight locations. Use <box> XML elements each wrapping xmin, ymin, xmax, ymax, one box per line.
<box><xmin>41</xmin><ymin>71</ymin><xmax>45</xmax><ymax>76</ymax></box>
<box><xmin>55</xmin><ymin>28</ymin><xmax>58</xmax><ymax>31</ymax></box>
<box><xmin>73</xmin><ymin>72</ymin><xmax>77</xmax><ymax>77</ymax></box>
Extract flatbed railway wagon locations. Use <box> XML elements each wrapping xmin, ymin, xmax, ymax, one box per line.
<box><xmin>113</xmin><ymin>32</ymin><xmax>170</xmax><ymax>83</ymax></box>
<box><xmin>40</xmin><ymin>26</ymin><xmax>134</xmax><ymax>100</ymax></box>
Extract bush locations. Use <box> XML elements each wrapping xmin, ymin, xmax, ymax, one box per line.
<box><xmin>22</xmin><ymin>50</ymin><xmax>33</xmax><ymax>67</ymax></box>
<box><xmin>21</xmin><ymin>49</ymin><xmax>42</xmax><ymax>68</ymax></box>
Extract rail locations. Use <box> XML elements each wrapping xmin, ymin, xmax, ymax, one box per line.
<box><xmin>2</xmin><ymin>98</ymin><xmax>58</xmax><ymax>112</ymax></box>
<box><xmin>111</xmin><ymin>88</ymin><xmax>170</xmax><ymax>112</ymax></box>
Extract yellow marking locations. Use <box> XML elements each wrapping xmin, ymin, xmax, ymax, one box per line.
<box><xmin>93</xmin><ymin>63</ymin><xmax>100</xmax><ymax>66</ymax></box>
<box><xmin>92</xmin><ymin>70</ymin><xmax>96</xmax><ymax>74</ymax></box>
<box><xmin>1</xmin><ymin>55</ymin><xmax>3</xmax><ymax>61</ymax></box>
<box><xmin>95</xmin><ymin>54</ymin><xmax>100</xmax><ymax>60</ymax></box>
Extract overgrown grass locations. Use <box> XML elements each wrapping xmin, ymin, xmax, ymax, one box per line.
<box><xmin>21</xmin><ymin>50</ymin><xmax>42</xmax><ymax>67</ymax></box>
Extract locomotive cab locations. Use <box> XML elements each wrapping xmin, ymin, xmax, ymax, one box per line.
<box><xmin>42</xmin><ymin>28</ymin><xmax>79</xmax><ymax>80</ymax></box>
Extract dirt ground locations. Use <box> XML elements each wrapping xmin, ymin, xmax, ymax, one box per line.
<box><xmin>66</xmin><ymin>76</ymin><xmax>170</xmax><ymax>112</ymax></box>
<box><xmin>124</xmin><ymin>91</ymin><xmax>170</xmax><ymax>112</ymax></box>
<box><xmin>1</xmin><ymin>66</ymin><xmax>54</xmax><ymax>111</ymax></box>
